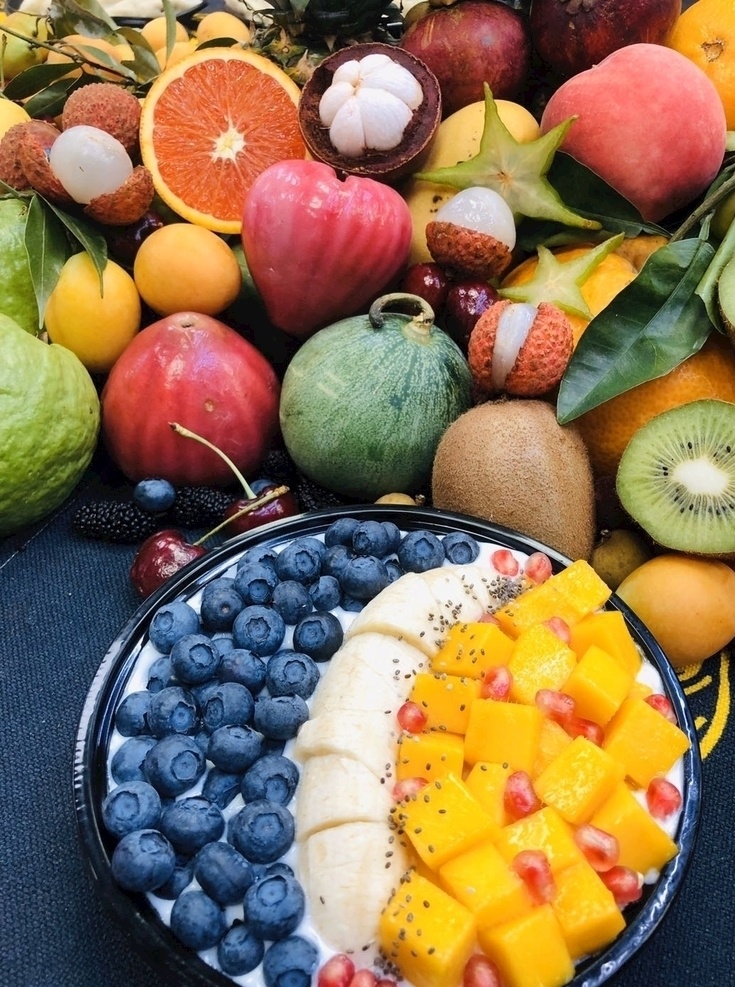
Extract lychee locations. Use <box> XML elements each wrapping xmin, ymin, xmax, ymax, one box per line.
<box><xmin>84</xmin><ymin>165</ymin><xmax>155</xmax><ymax>226</ymax></box>
<box><xmin>0</xmin><ymin>121</ymin><xmax>37</xmax><ymax>190</ymax></box>
<box><xmin>14</xmin><ymin>119</ymin><xmax>75</xmax><ymax>205</ymax></box>
<box><xmin>61</xmin><ymin>83</ymin><xmax>142</xmax><ymax>156</ymax></box>
<box><xmin>426</xmin><ymin>187</ymin><xmax>517</xmax><ymax>280</ymax></box>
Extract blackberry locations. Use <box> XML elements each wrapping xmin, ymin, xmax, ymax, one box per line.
<box><xmin>260</xmin><ymin>448</ymin><xmax>298</xmax><ymax>486</ymax></box>
<box><xmin>294</xmin><ymin>475</ymin><xmax>348</xmax><ymax>513</ymax></box>
<box><xmin>71</xmin><ymin>501</ymin><xmax>162</xmax><ymax>544</ymax></box>
<box><xmin>170</xmin><ymin>486</ymin><xmax>234</xmax><ymax>527</ymax></box>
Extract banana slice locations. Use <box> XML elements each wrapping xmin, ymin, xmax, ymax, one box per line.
<box><xmin>291</xmin><ymin>710</ymin><xmax>400</xmax><ymax>780</ymax></box>
<box><xmin>295</xmin><ymin>754</ymin><xmax>394</xmax><ymax>842</ymax></box>
<box><xmin>344</xmin><ymin>572</ymin><xmax>450</xmax><ymax>656</ymax></box>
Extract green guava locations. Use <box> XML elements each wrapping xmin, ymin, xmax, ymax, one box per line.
<box><xmin>0</xmin><ymin>313</ymin><xmax>100</xmax><ymax>537</ymax></box>
<box><xmin>0</xmin><ymin>197</ymin><xmax>39</xmax><ymax>335</ymax></box>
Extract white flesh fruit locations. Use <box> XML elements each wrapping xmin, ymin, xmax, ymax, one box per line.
<box><xmin>49</xmin><ymin>125</ymin><xmax>133</xmax><ymax>204</ymax></box>
<box><xmin>295</xmin><ymin>754</ymin><xmax>394</xmax><ymax>841</ymax></box>
<box><xmin>291</xmin><ymin>710</ymin><xmax>400</xmax><ymax>780</ymax></box>
<box><xmin>435</xmin><ymin>186</ymin><xmax>517</xmax><ymax>248</ymax></box>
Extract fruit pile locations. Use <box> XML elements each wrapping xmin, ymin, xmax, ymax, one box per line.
<box><xmin>1</xmin><ymin>3</ymin><xmax>735</xmax><ymax>656</ymax></box>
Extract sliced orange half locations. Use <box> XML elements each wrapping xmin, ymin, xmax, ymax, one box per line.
<box><xmin>139</xmin><ymin>48</ymin><xmax>307</xmax><ymax>234</ymax></box>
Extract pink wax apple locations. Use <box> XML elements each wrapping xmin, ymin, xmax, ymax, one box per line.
<box><xmin>241</xmin><ymin>160</ymin><xmax>413</xmax><ymax>339</ymax></box>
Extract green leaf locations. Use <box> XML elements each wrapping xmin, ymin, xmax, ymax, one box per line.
<box><xmin>556</xmin><ymin>237</ymin><xmax>716</xmax><ymax>423</ymax></box>
<box><xmin>42</xmin><ymin>199</ymin><xmax>108</xmax><ymax>289</ymax></box>
<box><xmin>24</xmin><ymin>194</ymin><xmax>73</xmax><ymax>332</ymax></box>
<box><xmin>696</xmin><ymin>208</ymin><xmax>735</xmax><ymax>331</ymax></box>
<box><xmin>22</xmin><ymin>77</ymin><xmax>79</xmax><ymax>119</ymax></box>
<box><xmin>727</xmin><ymin>132</ymin><xmax>735</xmax><ymax>153</ymax></box>
<box><xmin>49</xmin><ymin>0</ymin><xmax>121</xmax><ymax>38</ymax></box>
<box><xmin>3</xmin><ymin>62</ymin><xmax>82</xmax><ymax>100</ymax></box>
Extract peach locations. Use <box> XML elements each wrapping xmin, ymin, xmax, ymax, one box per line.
<box><xmin>540</xmin><ymin>44</ymin><xmax>727</xmax><ymax>223</ymax></box>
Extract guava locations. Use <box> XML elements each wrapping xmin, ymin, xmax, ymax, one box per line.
<box><xmin>0</xmin><ymin>313</ymin><xmax>100</xmax><ymax>537</ymax></box>
<box><xmin>0</xmin><ymin>197</ymin><xmax>39</xmax><ymax>335</ymax></box>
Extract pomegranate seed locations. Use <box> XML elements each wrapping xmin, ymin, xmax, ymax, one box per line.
<box><xmin>565</xmin><ymin>716</ymin><xmax>604</xmax><ymax>746</ymax></box>
<box><xmin>524</xmin><ymin>552</ymin><xmax>553</xmax><ymax>584</ymax></box>
<box><xmin>319</xmin><ymin>955</ymin><xmax>356</xmax><ymax>987</ymax></box>
<box><xmin>376</xmin><ymin>980</ymin><xmax>399</xmax><ymax>987</ymax></box>
<box><xmin>479</xmin><ymin>612</ymin><xmax>501</xmax><ymax>625</ymax></box>
<box><xmin>544</xmin><ymin>615</ymin><xmax>571</xmax><ymax>644</ymax></box>
<box><xmin>397</xmin><ymin>700</ymin><xmax>427</xmax><ymax>733</ymax></box>
<box><xmin>392</xmin><ymin>776</ymin><xmax>428</xmax><ymax>801</ymax></box>
<box><xmin>645</xmin><ymin>693</ymin><xmax>677</xmax><ymax>724</ymax></box>
<box><xmin>504</xmin><ymin>770</ymin><xmax>542</xmax><ymax>821</ymax></box>
<box><xmin>349</xmin><ymin>971</ymin><xmax>377</xmax><ymax>987</ymax></box>
<box><xmin>512</xmin><ymin>849</ymin><xmax>556</xmax><ymax>904</ymax></box>
<box><xmin>646</xmin><ymin>777</ymin><xmax>682</xmax><ymax>820</ymax></box>
<box><xmin>463</xmin><ymin>954</ymin><xmax>503</xmax><ymax>987</ymax></box>
<box><xmin>535</xmin><ymin>688</ymin><xmax>576</xmax><ymax>724</ymax></box>
<box><xmin>491</xmin><ymin>549</ymin><xmax>520</xmax><ymax>576</ymax></box>
<box><xmin>574</xmin><ymin>823</ymin><xmax>620</xmax><ymax>872</ymax></box>
<box><xmin>600</xmin><ymin>865</ymin><xmax>642</xmax><ymax>908</ymax></box>
<box><xmin>480</xmin><ymin>665</ymin><xmax>512</xmax><ymax>700</ymax></box>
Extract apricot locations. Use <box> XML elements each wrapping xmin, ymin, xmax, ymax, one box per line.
<box><xmin>616</xmin><ymin>554</ymin><xmax>735</xmax><ymax>668</ymax></box>
<box><xmin>540</xmin><ymin>44</ymin><xmax>727</xmax><ymax>223</ymax></box>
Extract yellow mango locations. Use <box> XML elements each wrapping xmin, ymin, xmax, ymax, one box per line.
<box><xmin>550</xmin><ymin>560</ymin><xmax>612</xmax><ymax>618</ymax></box>
<box><xmin>432</xmin><ymin>620</ymin><xmax>515</xmax><ymax>678</ymax></box>
<box><xmin>464</xmin><ymin>761</ymin><xmax>513</xmax><ymax>830</ymax></box>
<box><xmin>508</xmin><ymin>624</ymin><xmax>578</xmax><ymax>705</ymax></box>
<box><xmin>409</xmin><ymin>672</ymin><xmax>481</xmax><ymax>735</ymax></box>
<box><xmin>440</xmin><ymin>841</ymin><xmax>533</xmax><ymax>931</ymax></box>
<box><xmin>590</xmin><ymin>782</ymin><xmax>679</xmax><ymax>874</ymax></box>
<box><xmin>534</xmin><ymin>736</ymin><xmax>625</xmax><ymax>825</ymax></box>
<box><xmin>495</xmin><ymin>806</ymin><xmax>583</xmax><ymax>875</ymax></box>
<box><xmin>562</xmin><ymin>644</ymin><xmax>633</xmax><ymax>726</ymax></box>
<box><xmin>396</xmin><ymin>730</ymin><xmax>465</xmax><ymax>782</ymax></box>
<box><xmin>495</xmin><ymin>581</ymin><xmax>582</xmax><ymax>638</ymax></box>
<box><xmin>533</xmin><ymin>718</ymin><xmax>573</xmax><ymax>779</ymax></box>
<box><xmin>551</xmin><ymin>858</ymin><xmax>626</xmax><ymax>960</ymax></box>
<box><xmin>480</xmin><ymin>904</ymin><xmax>575</xmax><ymax>987</ymax></box>
<box><xmin>569</xmin><ymin>610</ymin><xmax>642</xmax><ymax>678</ymax></box>
<box><xmin>464</xmin><ymin>699</ymin><xmax>543</xmax><ymax>774</ymax></box>
<box><xmin>603</xmin><ymin>696</ymin><xmax>691</xmax><ymax>789</ymax></box>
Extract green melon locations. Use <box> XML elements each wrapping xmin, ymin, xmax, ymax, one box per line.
<box><xmin>279</xmin><ymin>294</ymin><xmax>473</xmax><ymax>499</ymax></box>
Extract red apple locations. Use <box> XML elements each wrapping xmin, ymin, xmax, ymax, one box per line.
<box><xmin>101</xmin><ymin>312</ymin><xmax>280</xmax><ymax>486</ymax></box>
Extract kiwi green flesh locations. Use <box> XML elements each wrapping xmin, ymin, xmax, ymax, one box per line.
<box><xmin>718</xmin><ymin>254</ymin><xmax>735</xmax><ymax>342</ymax></box>
<box><xmin>616</xmin><ymin>398</ymin><xmax>735</xmax><ymax>555</ymax></box>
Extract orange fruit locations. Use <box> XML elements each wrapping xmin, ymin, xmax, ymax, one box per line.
<box><xmin>46</xmin><ymin>34</ymin><xmax>129</xmax><ymax>81</ymax></box>
<box><xmin>139</xmin><ymin>48</ymin><xmax>306</xmax><ymax>234</ymax></box>
<box><xmin>576</xmin><ymin>332</ymin><xmax>735</xmax><ymax>478</ymax></box>
<box><xmin>668</xmin><ymin>0</ymin><xmax>735</xmax><ymax>129</ymax></box>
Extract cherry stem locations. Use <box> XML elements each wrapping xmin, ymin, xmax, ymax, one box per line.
<box><xmin>169</xmin><ymin>421</ymin><xmax>256</xmax><ymax>499</ymax></box>
<box><xmin>192</xmin><ymin>484</ymin><xmax>290</xmax><ymax>545</ymax></box>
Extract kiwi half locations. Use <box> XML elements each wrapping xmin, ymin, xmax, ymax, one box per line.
<box><xmin>616</xmin><ymin>398</ymin><xmax>735</xmax><ymax>555</ymax></box>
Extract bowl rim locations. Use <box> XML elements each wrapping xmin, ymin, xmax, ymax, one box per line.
<box><xmin>74</xmin><ymin>505</ymin><xmax>703</xmax><ymax>987</ymax></box>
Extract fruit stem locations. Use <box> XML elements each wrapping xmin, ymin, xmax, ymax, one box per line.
<box><xmin>369</xmin><ymin>292</ymin><xmax>435</xmax><ymax>335</ymax></box>
<box><xmin>670</xmin><ymin>167</ymin><xmax>735</xmax><ymax>243</ymax></box>
<box><xmin>192</xmin><ymin>484</ymin><xmax>291</xmax><ymax>545</ymax></box>
<box><xmin>169</xmin><ymin>421</ymin><xmax>256</xmax><ymax>499</ymax></box>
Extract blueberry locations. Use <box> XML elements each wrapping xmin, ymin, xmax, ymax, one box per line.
<box><xmin>133</xmin><ymin>478</ymin><xmax>176</xmax><ymax>514</ymax></box>
<box><xmin>148</xmin><ymin>600</ymin><xmax>200</xmax><ymax>653</ymax></box>
<box><xmin>244</xmin><ymin>872</ymin><xmax>305</xmax><ymax>940</ymax></box>
<box><xmin>200</xmin><ymin>577</ymin><xmax>245</xmax><ymax>632</ymax></box>
<box><xmin>218</xmin><ymin>922</ymin><xmax>265</xmax><ymax>976</ymax></box>
<box><xmin>340</xmin><ymin>556</ymin><xmax>390</xmax><ymax>600</ymax></box>
<box><xmin>170</xmin><ymin>633</ymin><xmax>222</xmax><ymax>685</ymax></box>
<box><xmin>111</xmin><ymin>736</ymin><xmax>157</xmax><ymax>784</ymax></box>
<box><xmin>382</xmin><ymin>521</ymin><xmax>402</xmax><ymax>555</ymax></box>
<box><xmin>153</xmin><ymin>854</ymin><xmax>195</xmax><ymax>900</ymax></box>
<box><xmin>292</xmin><ymin>611</ymin><xmax>344</xmax><ymax>662</ymax></box>
<box><xmin>309</xmin><ymin>574</ymin><xmax>342</xmax><ymax>611</ymax></box>
<box><xmin>207</xmin><ymin>724</ymin><xmax>263</xmax><ymax>773</ymax></box>
<box><xmin>159</xmin><ymin>795</ymin><xmax>225</xmax><ymax>854</ymax></box>
<box><xmin>202</xmin><ymin>682</ymin><xmax>255</xmax><ymax>732</ymax></box>
<box><xmin>265</xmin><ymin>650</ymin><xmax>320</xmax><ymax>700</ymax></box>
<box><xmin>147</xmin><ymin>686</ymin><xmax>198</xmax><ymax>738</ymax></box>
<box><xmin>102</xmin><ymin>781</ymin><xmax>162</xmax><ymax>838</ymax></box>
<box><xmin>241</xmin><ymin>754</ymin><xmax>299</xmax><ymax>806</ymax></box>
<box><xmin>262</xmin><ymin>935</ymin><xmax>319</xmax><ymax>987</ymax></box>
<box><xmin>232</xmin><ymin>606</ymin><xmax>285</xmax><ymax>657</ymax></box>
<box><xmin>170</xmin><ymin>890</ymin><xmax>227</xmax><ymax>951</ymax></box>
<box><xmin>276</xmin><ymin>538</ymin><xmax>323</xmax><ymax>584</ymax></box>
<box><xmin>250</xmin><ymin>476</ymin><xmax>276</xmax><ymax>495</ymax></box>
<box><xmin>110</xmin><ymin>829</ymin><xmax>176</xmax><ymax>893</ymax></box>
<box><xmin>253</xmin><ymin>695</ymin><xmax>309</xmax><ymax>740</ymax></box>
<box><xmin>321</xmin><ymin>543</ymin><xmax>353</xmax><ymax>580</ymax></box>
<box><xmin>237</xmin><ymin>544</ymin><xmax>279</xmax><ymax>573</ymax></box>
<box><xmin>115</xmin><ymin>691</ymin><xmax>151</xmax><ymax>737</ymax></box>
<box><xmin>352</xmin><ymin>519</ymin><xmax>390</xmax><ymax>558</ymax></box>
<box><xmin>147</xmin><ymin>655</ymin><xmax>174</xmax><ymax>693</ymax></box>
<box><xmin>202</xmin><ymin>768</ymin><xmax>244</xmax><ymax>809</ymax></box>
<box><xmin>340</xmin><ymin>595</ymin><xmax>364</xmax><ymax>613</ymax></box>
<box><xmin>194</xmin><ymin>727</ymin><xmax>211</xmax><ymax>755</ymax></box>
<box><xmin>219</xmin><ymin>648</ymin><xmax>267</xmax><ymax>694</ymax></box>
<box><xmin>398</xmin><ymin>529</ymin><xmax>445</xmax><ymax>573</ymax></box>
<box><xmin>233</xmin><ymin>561</ymin><xmax>280</xmax><ymax>606</ymax></box>
<box><xmin>324</xmin><ymin>517</ymin><xmax>359</xmax><ymax>547</ymax></box>
<box><xmin>229</xmin><ymin>799</ymin><xmax>295</xmax><ymax>863</ymax></box>
<box><xmin>442</xmin><ymin>531</ymin><xmax>480</xmax><ymax>564</ymax></box>
<box><xmin>257</xmin><ymin>861</ymin><xmax>295</xmax><ymax>881</ymax></box>
<box><xmin>144</xmin><ymin>734</ymin><xmax>206</xmax><ymax>798</ymax></box>
<box><xmin>211</xmin><ymin>631</ymin><xmax>234</xmax><ymax>656</ymax></box>
<box><xmin>194</xmin><ymin>840</ymin><xmax>255</xmax><ymax>905</ymax></box>
<box><xmin>384</xmin><ymin>556</ymin><xmax>403</xmax><ymax>584</ymax></box>
<box><xmin>271</xmin><ymin>580</ymin><xmax>313</xmax><ymax>625</ymax></box>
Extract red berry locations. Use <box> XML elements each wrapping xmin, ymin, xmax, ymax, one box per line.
<box><xmin>535</xmin><ymin>688</ymin><xmax>576</xmax><ymax>725</ymax></box>
<box><xmin>318</xmin><ymin>955</ymin><xmax>356</xmax><ymax>987</ymax></box>
<box><xmin>444</xmin><ymin>278</ymin><xmax>499</xmax><ymax>351</ymax></box>
<box><xmin>565</xmin><ymin>716</ymin><xmax>604</xmax><ymax>746</ymax></box>
<box><xmin>397</xmin><ymin>700</ymin><xmax>428</xmax><ymax>733</ymax></box>
<box><xmin>399</xmin><ymin>262</ymin><xmax>452</xmax><ymax>315</ymax></box>
<box><xmin>574</xmin><ymin>823</ymin><xmax>620</xmax><ymax>872</ymax></box>
<box><xmin>543</xmin><ymin>616</ymin><xmax>571</xmax><ymax>644</ymax></box>
<box><xmin>504</xmin><ymin>770</ymin><xmax>541</xmax><ymax>821</ymax></box>
<box><xmin>512</xmin><ymin>849</ymin><xmax>556</xmax><ymax>904</ymax></box>
<box><xmin>349</xmin><ymin>970</ymin><xmax>377</xmax><ymax>987</ymax></box>
<box><xmin>491</xmin><ymin>549</ymin><xmax>520</xmax><ymax>576</ymax></box>
<box><xmin>129</xmin><ymin>529</ymin><xmax>207</xmax><ymax>599</ymax></box>
<box><xmin>223</xmin><ymin>484</ymin><xmax>299</xmax><ymax>535</ymax></box>
<box><xmin>645</xmin><ymin>693</ymin><xmax>677</xmax><ymax>724</ymax></box>
<box><xmin>375</xmin><ymin>980</ymin><xmax>399</xmax><ymax>987</ymax></box>
<box><xmin>646</xmin><ymin>777</ymin><xmax>682</xmax><ymax>820</ymax></box>
<box><xmin>463</xmin><ymin>954</ymin><xmax>503</xmax><ymax>987</ymax></box>
<box><xmin>392</xmin><ymin>777</ymin><xmax>428</xmax><ymax>801</ymax></box>
<box><xmin>524</xmin><ymin>552</ymin><xmax>553</xmax><ymax>584</ymax></box>
<box><xmin>600</xmin><ymin>865</ymin><xmax>642</xmax><ymax>908</ymax></box>
<box><xmin>480</xmin><ymin>665</ymin><xmax>512</xmax><ymax>700</ymax></box>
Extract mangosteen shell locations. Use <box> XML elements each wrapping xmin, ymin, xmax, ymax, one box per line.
<box><xmin>298</xmin><ymin>42</ymin><xmax>442</xmax><ymax>186</ymax></box>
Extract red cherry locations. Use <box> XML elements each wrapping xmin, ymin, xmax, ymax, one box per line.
<box><xmin>222</xmin><ymin>483</ymin><xmax>299</xmax><ymax>535</ymax></box>
<box><xmin>130</xmin><ymin>528</ymin><xmax>206</xmax><ymax>599</ymax></box>
<box><xmin>399</xmin><ymin>262</ymin><xmax>452</xmax><ymax>315</ymax></box>
<box><xmin>444</xmin><ymin>279</ymin><xmax>499</xmax><ymax>351</ymax></box>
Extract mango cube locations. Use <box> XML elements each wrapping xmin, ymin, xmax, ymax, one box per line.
<box><xmin>569</xmin><ymin>610</ymin><xmax>642</xmax><ymax>678</ymax></box>
<box><xmin>590</xmin><ymin>782</ymin><xmax>679</xmax><ymax>874</ymax></box>
<box><xmin>440</xmin><ymin>840</ymin><xmax>533</xmax><ymax>931</ymax></box>
<box><xmin>380</xmin><ymin>871</ymin><xmax>476</xmax><ymax>987</ymax></box>
<box><xmin>603</xmin><ymin>696</ymin><xmax>691</xmax><ymax>789</ymax></box>
<box><xmin>392</xmin><ymin>773</ymin><xmax>495</xmax><ymax>869</ymax></box>
<box><xmin>533</xmin><ymin>718</ymin><xmax>573</xmax><ymax>779</ymax></box>
<box><xmin>409</xmin><ymin>672</ymin><xmax>481</xmax><ymax>735</ymax></box>
<box><xmin>479</xmin><ymin>904</ymin><xmax>575</xmax><ymax>987</ymax></box>
<box><xmin>464</xmin><ymin>699</ymin><xmax>543</xmax><ymax>774</ymax></box>
<box><xmin>396</xmin><ymin>730</ymin><xmax>465</xmax><ymax>782</ymax></box>
<box><xmin>464</xmin><ymin>761</ymin><xmax>512</xmax><ymax>830</ymax></box>
<box><xmin>494</xmin><ymin>806</ymin><xmax>583</xmax><ymax>874</ymax></box>
<box><xmin>534</xmin><ymin>736</ymin><xmax>624</xmax><ymax>825</ymax></box>
<box><xmin>494</xmin><ymin>581</ymin><xmax>583</xmax><ymax>638</ymax></box>
<box><xmin>551</xmin><ymin>858</ymin><xmax>625</xmax><ymax>959</ymax></box>
<box><xmin>562</xmin><ymin>644</ymin><xmax>633</xmax><ymax>726</ymax></box>
<box><xmin>432</xmin><ymin>621</ymin><xmax>515</xmax><ymax>678</ymax></box>
<box><xmin>508</xmin><ymin>624</ymin><xmax>578</xmax><ymax>705</ymax></box>
<box><xmin>549</xmin><ymin>560</ymin><xmax>612</xmax><ymax>618</ymax></box>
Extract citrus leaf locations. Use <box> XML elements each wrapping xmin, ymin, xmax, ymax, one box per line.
<box><xmin>41</xmin><ymin>199</ymin><xmax>108</xmax><ymax>288</ymax></box>
<box><xmin>556</xmin><ymin>237</ymin><xmax>716</xmax><ymax>423</ymax></box>
<box><xmin>2</xmin><ymin>62</ymin><xmax>81</xmax><ymax>100</ymax></box>
<box><xmin>49</xmin><ymin>0</ymin><xmax>120</xmax><ymax>37</ymax></box>
<box><xmin>695</xmin><ymin>209</ymin><xmax>735</xmax><ymax>332</ymax></box>
<box><xmin>24</xmin><ymin>194</ymin><xmax>72</xmax><ymax>333</ymax></box>
<box><xmin>22</xmin><ymin>77</ymin><xmax>79</xmax><ymax>119</ymax></box>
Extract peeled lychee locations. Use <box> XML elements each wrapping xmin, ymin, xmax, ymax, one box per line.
<box><xmin>61</xmin><ymin>83</ymin><xmax>142</xmax><ymax>156</ymax></box>
<box><xmin>84</xmin><ymin>165</ymin><xmax>155</xmax><ymax>226</ymax></box>
<box><xmin>468</xmin><ymin>299</ymin><xmax>573</xmax><ymax>397</ymax></box>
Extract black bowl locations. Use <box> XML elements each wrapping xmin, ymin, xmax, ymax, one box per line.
<box><xmin>74</xmin><ymin>505</ymin><xmax>702</xmax><ymax>987</ymax></box>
